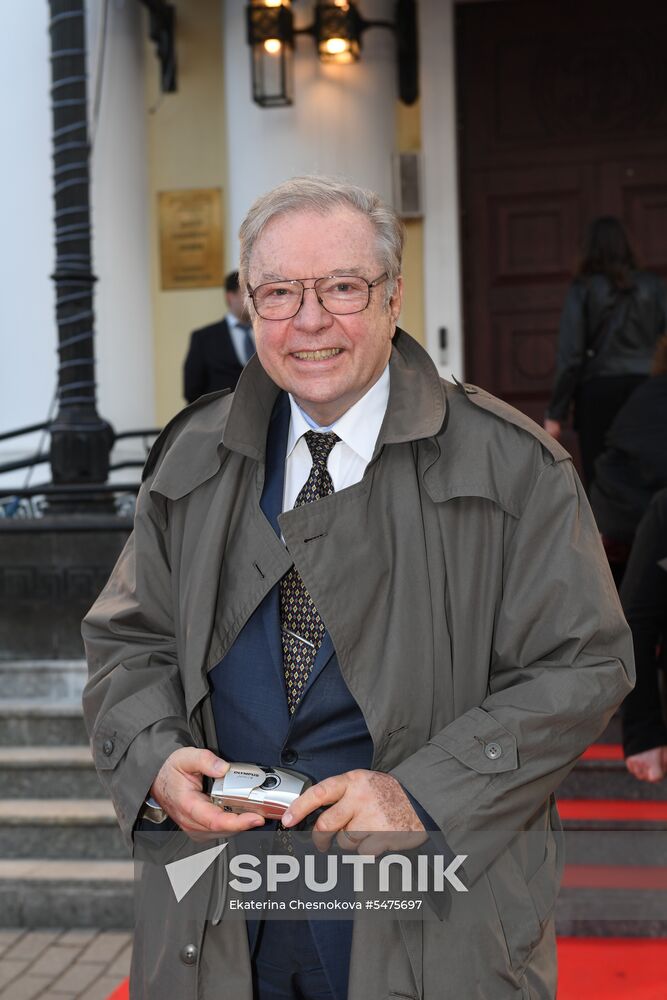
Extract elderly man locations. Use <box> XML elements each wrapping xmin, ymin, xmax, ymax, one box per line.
<box><xmin>82</xmin><ymin>176</ymin><xmax>633</xmax><ymax>1000</ymax></box>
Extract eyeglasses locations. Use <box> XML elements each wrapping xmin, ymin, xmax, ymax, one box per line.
<box><xmin>247</xmin><ymin>272</ymin><xmax>388</xmax><ymax>320</ymax></box>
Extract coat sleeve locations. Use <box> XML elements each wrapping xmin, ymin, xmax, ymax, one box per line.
<box><xmin>619</xmin><ymin>489</ymin><xmax>667</xmax><ymax>756</ymax></box>
<box><xmin>82</xmin><ymin>478</ymin><xmax>194</xmax><ymax>850</ymax></box>
<box><xmin>391</xmin><ymin>456</ymin><xmax>635</xmax><ymax>882</ymax></box>
<box><xmin>546</xmin><ymin>283</ymin><xmax>588</xmax><ymax>422</ymax></box>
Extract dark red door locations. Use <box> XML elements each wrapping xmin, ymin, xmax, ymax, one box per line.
<box><xmin>456</xmin><ymin>0</ymin><xmax>667</xmax><ymax>439</ymax></box>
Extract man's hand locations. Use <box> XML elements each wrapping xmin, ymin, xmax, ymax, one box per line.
<box><xmin>543</xmin><ymin>418</ymin><xmax>562</xmax><ymax>440</ymax></box>
<box><xmin>625</xmin><ymin>747</ymin><xmax>667</xmax><ymax>783</ymax></box>
<box><xmin>281</xmin><ymin>769</ymin><xmax>427</xmax><ymax>855</ymax></box>
<box><xmin>149</xmin><ymin>748</ymin><xmax>266</xmax><ymax>834</ymax></box>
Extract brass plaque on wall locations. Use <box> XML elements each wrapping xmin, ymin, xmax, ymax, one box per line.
<box><xmin>158</xmin><ymin>188</ymin><xmax>224</xmax><ymax>290</ymax></box>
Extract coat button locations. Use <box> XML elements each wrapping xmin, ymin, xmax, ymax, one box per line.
<box><xmin>180</xmin><ymin>944</ymin><xmax>198</xmax><ymax>966</ymax></box>
<box><xmin>102</xmin><ymin>739</ymin><xmax>115</xmax><ymax>756</ymax></box>
<box><xmin>282</xmin><ymin>748</ymin><xmax>298</xmax><ymax>765</ymax></box>
<box><xmin>464</xmin><ymin>384</ymin><xmax>478</xmax><ymax>395</ymax></box>
<box><xmin>484</xmin><ymin>742</ymin><xmax>502</xmax><ymax>760</ymax></box>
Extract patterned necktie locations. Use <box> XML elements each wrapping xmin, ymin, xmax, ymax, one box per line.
<box><xmin>280</xmin><ymin>430</ymin><xmax>339</xmax><ymax>714</ymax></box>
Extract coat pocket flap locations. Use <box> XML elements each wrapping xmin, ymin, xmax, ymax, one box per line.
<box><xmin>430</xmin><ymin>707</ymin><xmax>518</xmax><ymax>774</ymax></box>
<box><xmin>92</xmin><ymin>683</ymin><xmax>189</xmax><ymax>771</ymax></box>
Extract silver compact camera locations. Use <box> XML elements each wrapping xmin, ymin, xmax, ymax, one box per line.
<box><xmin>210</xmin><ymin>763</ymin><xmax>312</xmax><ymax>821</ymax></box>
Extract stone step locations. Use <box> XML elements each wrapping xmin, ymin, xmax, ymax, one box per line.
<box><xmin>0</xmin><ymin>659</ymin><xmax>87</xmax><ymax>700</ymax></box>
<box><xmin>555</xmin><ymin>890</ymin><xmax>667</xmax><ymax>937</ymax></box>
<box><xmin>0</xmin><ymin>746</ymin><xmax>105</xmax><ymax>798</ymax></box>
<box><xmin>0</xmin><ymin>859</ymin><xmax>133</xmax><ymax>929</ymax></box>
<box><xmin>0</xmin><ymin>700</ymin><xmax>87</xmax><ymax>746</ymax></box>
<box><xmin>0</xmin><ymin>860</ymin><xmax>661</xmax><ymax>937</ymax></box>
<box><xmin>560</xmin><ymin>745</ymin><xmax>667</xmax><ymax>801</ymax></box>
<box><xmin>598</xmin><ymin>715</ymin><xmax>622</xmax><ymax>744</ymax></box>
<box><xmin>0</xmin><ymin>800</ymin><xmax>127</xmax><ymax>860</ymax></box>
<box><xmin>562</xmin><ymin>825</ymin><xmax>667</xmax><ymax>867</ymax></box>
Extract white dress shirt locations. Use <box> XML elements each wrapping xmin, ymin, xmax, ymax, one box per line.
<box><xmin>282</xmin><ymin>365</ymin><xmax>390</xmax><ymax>513</ymax></box>
<box><xmin>227</xmin><ymin>314</ymin><xmax>255</xmax><ymax>366</ymax></box>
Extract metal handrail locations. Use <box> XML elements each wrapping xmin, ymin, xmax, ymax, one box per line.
<box><xmin>114</xmin><ymin>429</ymin><xmax>161</xmax><ymax>440</ymax></box>
<box><xmin>0</xmin><ymin>427</ymin><xmax>161</xmax><ymax>476</ymax></box>
<box><xmin>0</xmin><ymin>422</ymin><xmax>50</xmax><ymax>443</ymax></box>
<box><xmin>0</xmin><ymin>453</ymin><xmax>51</xmax><ymax>475</ymax></box>
<box><xmin>1</xmin><ymin>482</ymin><xmax>141</xmax><ymax>500</ymax></box>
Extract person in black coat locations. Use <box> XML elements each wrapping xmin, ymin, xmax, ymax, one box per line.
<box><xmin>544</xmin><ymin>217</ymin><xmax>667</xmax><ymax>491</ymax></box>
<box><xmin>590</xmin><ymin>335</ymin><xmax>667</xmax><ymax>582</ymax></box>
<box><xmin>620</xmin><ymin>488</ymin><xmax>667</xmax><ymax>783</ymax></box>
<box><xmin>183</xmin><ymin>270</ymin><xmax>255</xmax><ymax>403</ymax></box>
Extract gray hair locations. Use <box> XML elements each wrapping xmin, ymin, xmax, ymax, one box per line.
<box><xmin>238</xmin><ymin>175</ymin><xmax>404</xmax><ymax>306</ymax></box>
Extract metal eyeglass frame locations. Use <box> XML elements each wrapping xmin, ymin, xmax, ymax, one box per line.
<box><xmin>246</xmin><ymin>272</ymin><xmax>389</xmax><ymax>319</ymax></box>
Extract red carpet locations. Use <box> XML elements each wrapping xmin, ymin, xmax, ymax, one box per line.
<box><xmin>557</xmin><ymin>938</ymin><xmax>667</xmax><ymax>998</ymax></box>
<box><xmin>581</xmin><ymin>743</ymin><xmax>624</xmax><ymax>760</ymax></box>
<box><xmin>558</xmin><ymin>798</ymin><xmax>667</xmax><ymax>821</ymax></box>
<box><xmin>106</xmin><ymin>982</ymin><xmax>128</xmax><ymax>1000</ymax></box>
<box><xmin>563</xmin><ymin>863</ymin><xmax>667</xmax><ymax>889</ymax></box>
<box><xmin>104</xmin><ymin>939</ymin><xmax>667</xmax><ymax>999</ymax></box>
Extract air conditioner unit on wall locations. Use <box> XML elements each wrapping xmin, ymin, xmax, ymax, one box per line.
<box><xmin>393</xmin><ymin>151</ymin><xmax>423</xmax><ymax>219</ymax></box>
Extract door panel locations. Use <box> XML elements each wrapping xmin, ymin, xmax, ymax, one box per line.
<box><xmin>463</xmin><ymin>164</ymin><xmax>594</xmax><ymax>424</ymax></box>
<box><xmin>457</xmin><ymin>0</ymin><xmax>667</xmax><ymax>441</ymax></box>
<box><xmin>599</xmin><ymin>161</ymin><xmax>667</xmax><ymax>276</ymax></box>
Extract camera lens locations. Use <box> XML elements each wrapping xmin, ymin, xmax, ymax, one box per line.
<box><xmin>260</xmin><ymin>774</ymin><xmax>280</xmax><ymax>790</ymax></box>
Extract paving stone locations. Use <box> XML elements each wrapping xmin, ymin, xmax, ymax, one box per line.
<box><xmin>5</xmin><ymin>930</ymin><xmax>61</xmax><ymax>961</ymax></box>
<box><xmin>78</xmin><ymin>932</ymin><xmax>131</xmax><ymax>966</ymax></box>
<box><xmin>56</xmin><ymin>929</ymin><xmax>98</xmax><ymax>947</ymax></box>
<box><xmin>78</xmin><ymin>975</ymin><xmax>128</xmax><ymax>1000</ymax></box>
<box><xmin>22</xmin><ymin>995</ymin><xmax>67</xmax><ymax>1000</ymax></box>
<box><xmin>28</xmin><ymin>944</ymin><xmax>83</xmax><ymax>979</ymax></box>
<box><xmin>47</xmin><ymin>960</ymin><xmax>101</xmax><ymax>995</ymax></box>
<box><xmin>22</xmin><ymin>995</ymin><xmax>65</xmax><ymax>1000</ymax></box>
<box><xmin>0</xmin><ymin>958</ymin><xmax>29</xmax><ymax>989</ymax></box>
<box><xmin>0</xmin><ymin>930</ymin><xmax>24</xmax><ymax>958</ymax></box>
<box><xmin>0</xmin><ymin>975</ymin><xmax>52</xmax><ymax>1000</ymax></box>
<box><xmin>106</xmin><ymin>942</ymin><xmax>132</xmax><ymax>977</ymax></box>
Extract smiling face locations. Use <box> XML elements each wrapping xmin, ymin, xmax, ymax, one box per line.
<box><xmin>247</xmin><ymin>206</ymin><xmax>403</xmax><ymax>426</ymax></box>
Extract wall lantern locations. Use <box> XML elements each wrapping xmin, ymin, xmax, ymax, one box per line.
<box><xmin>246</xmin><ymin>0</ymin><xmax>295</xmax><ymax>108</ymax></box>
<box><xmin>246</xmin><ymin>0</ymin><xmax>418</xmax><ymax>108</ymax></box>
<box><xmin>314</xmin><ymin>1</ymin><xmax>363</xmax><ymax>64</ymax></box>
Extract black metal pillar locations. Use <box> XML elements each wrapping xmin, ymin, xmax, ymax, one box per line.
<box><xmin>48</xmin><ymin>0</ymin><xmax>113</xmax><ymax>489</ymax></box>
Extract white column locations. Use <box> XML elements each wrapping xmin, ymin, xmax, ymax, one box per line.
<box><xmin>0</xmin><ymin>5</ymin><xmax>55</xmax><ymax>483</ymax></box>
<box><xmin>0</xmin><ymin>1</ymin><xmax>154</xmax><ymax>490</ymax></box>
<box><xmin>86</xmin><ymin>0</ymin><xmax>155</xmax><ymax>480</ymax></box>
<box><xmin>418</xmin><ymin>0</ymin><xmax>464</xmax><ymax>380</ymax></box>
<box><xmin>223</xmin><ymin>0</ymin><xmax>399</xmax><ymax>270</ymax></box>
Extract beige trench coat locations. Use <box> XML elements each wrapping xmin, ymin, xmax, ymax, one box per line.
<box><xmin>82</xmin><ymin>331</ymin><xmax>634</xmax><ymax>999</ymax></box>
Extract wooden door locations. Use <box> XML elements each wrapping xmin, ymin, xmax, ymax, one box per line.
<box><xmin>457</xmin><ymin>0</ymin><xmax>667</xmax><ymax>433</ymax></box>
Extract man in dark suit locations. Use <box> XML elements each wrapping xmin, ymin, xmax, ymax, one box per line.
<box><xmin>183</xmin><ymin>270</ymin><xmax>255</xmax><ymax>403</ymax></box>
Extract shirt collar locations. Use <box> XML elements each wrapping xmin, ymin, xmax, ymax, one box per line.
<box><xmin>223</xmin><ymin>330</ymin><xmax>447</xmax><ymax>462</ymax></box>
<box><xmin>285</xmin><ymin>365</ymin><xmax>390</xmax><ymax>463</ymax></box>
<box><xmin>227</xmin><ymin>313</ymin><xmax>248</xmax><ymax>332</ymax></box>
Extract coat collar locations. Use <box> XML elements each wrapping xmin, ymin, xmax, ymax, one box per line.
<box><xmin>222</xmin><ymin>328</ymin><xmax>447</xmax><ymax>461</ymax></box>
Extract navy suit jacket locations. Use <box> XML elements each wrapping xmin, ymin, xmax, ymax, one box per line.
<box><xmin>183</xmin><ymin>318</ymin><xmax>244</xmax><ymax>403</ymax></box>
